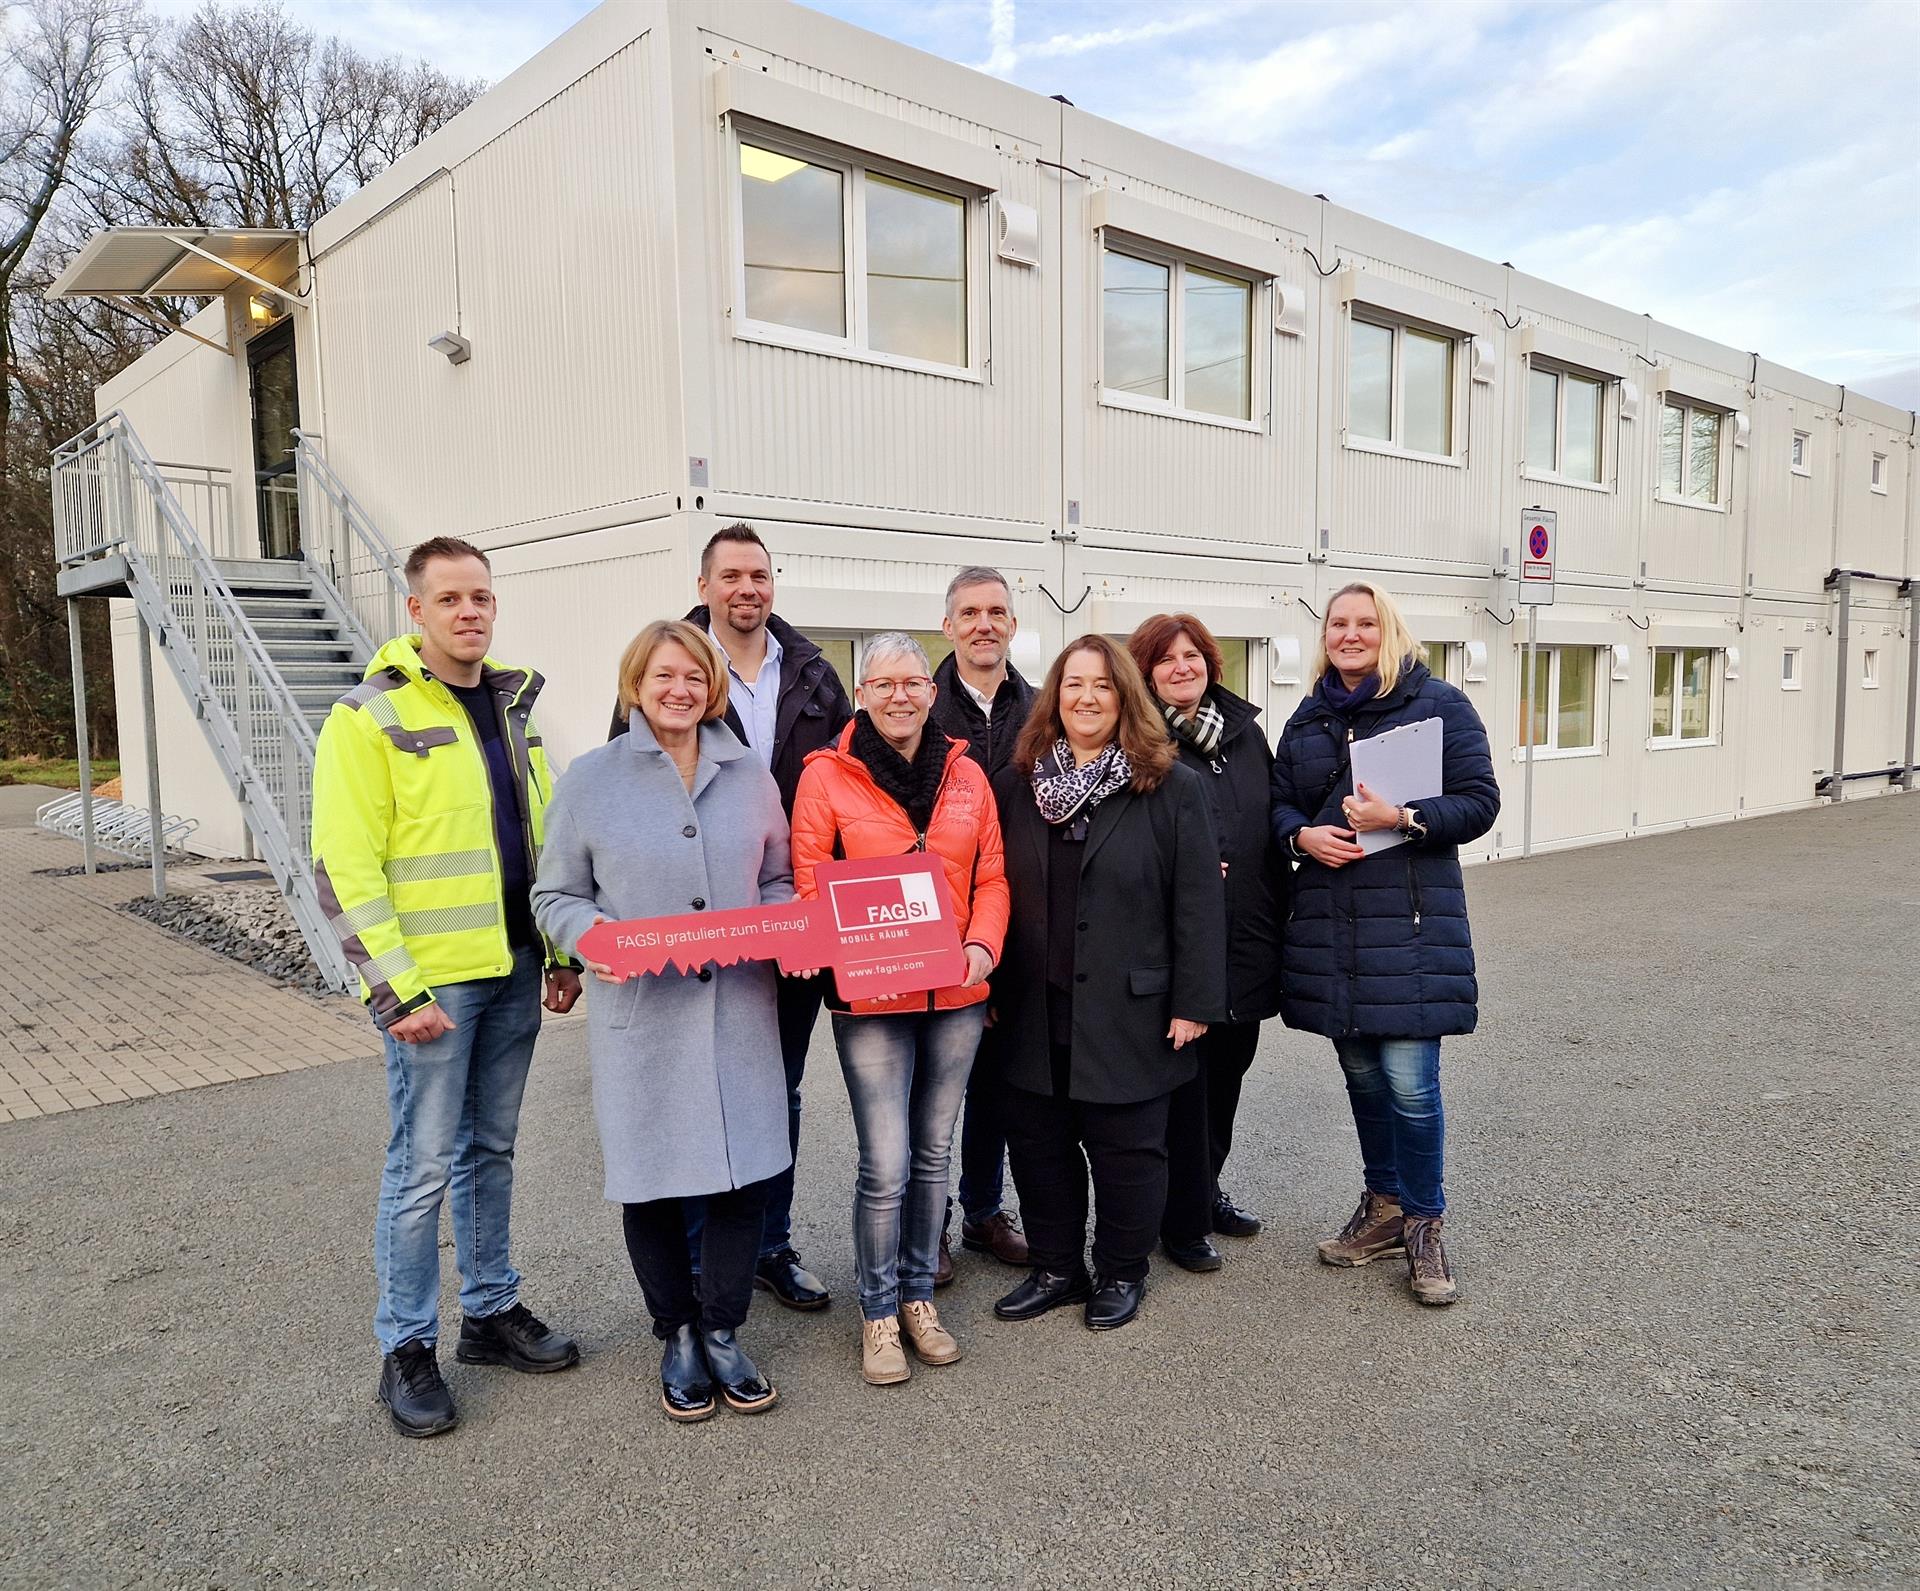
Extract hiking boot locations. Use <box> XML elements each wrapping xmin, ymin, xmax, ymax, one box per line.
<box><xmin>861</xmin><ymin>1317</ymin><xmax>911</xmax><ymax>1385</ymax></box>
<box><xmin>1315</xmin><ymin>1189</ymin><xmax>1406</xmax><ymax>1267</ymax></box>
<box><xmin>377</xmin><ymin>1341</ymin><xmax>457</xmax><ymax>1438</ymax></box>
<box><xmin>1404</xmin><ymin>1215</ymin><xmax>1459</xmax><ymax>1306</ymax></box>
<box><xmin>456</xmin><ymin>1301</ymin><xmax>580</xmax><ymax>1373</ymax></box>
<box><xmin>961</xmin><ymin>1210</ymin><xmax>1031</xmax><ymax>1266</ymax></box>
<box><xmin>899</xmin><ymin>1300</ymin><xmax>961</xmax><ymax>1365</ymax></box>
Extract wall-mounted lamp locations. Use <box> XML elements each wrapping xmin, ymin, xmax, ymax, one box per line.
<box><xmin>427</xmin><ymin>330</ymin><xmax>472</xmax><ymax>366</ymax></box>
<box><xmin>247</xmin><ymin>293</ymin><xmax>283</xmax><ymax>324</ymax></box>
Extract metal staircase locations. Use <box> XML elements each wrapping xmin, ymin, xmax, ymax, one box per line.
<box><xmin>51</xmin><ymin>412</ymin><xmax>407</xmax><ymax>994</ymax></box>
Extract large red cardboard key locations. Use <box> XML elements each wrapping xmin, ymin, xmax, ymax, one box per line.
<box><xmin>575</xmin><ymin>854</ymin><xmax>968</xmax><ymax>1003</ymax></box>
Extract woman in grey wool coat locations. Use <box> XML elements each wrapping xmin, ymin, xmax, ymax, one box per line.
<box><xmin>533</xmin><ymin>619</ymin><xmax>792</xmax><ymax>1423</ymax></box>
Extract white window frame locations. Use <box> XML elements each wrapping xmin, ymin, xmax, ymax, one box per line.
<box><xmin>1415</xmin><ymin>640</ymin><xmax>1464</xmax><ymax>687</ymax></box>
<box><xmin>1862</xmin><ymin>649</ymin><xmax>1880</xmax><ymax>689</ymax></box>
<box><xmin>1655</xmin><ymin>398</ymin><xmax>1731</xmax><ymax>513</ymax></box>
<box><xmin>1522</xmin><ymin>359</ymin><xmax>1613</xmax><ymax>493</ymax></box>
<box><xmin>1781</xmin><ymin>646</ymin><xmax>1802</xmax><ymax>691</ymax></box>
<box><xmin>728</xmin><ymin>121</ymin><xmax>985</xmax><ymax>383</ymax></box>
<box><xmin>1343</xmin><ymin>311</ymin><xmax>1466</xmax><ymax>467</ymax></box>
<box><xmin>1097</xmin><ymin>236</ymin><xmax>1264</xmax><ymax>433</ymax></box>
<box><xmin>1870</xmin><ymin>453</ymin><xmax>1888</xmax><ymax>494</ymax></box>
<box><xmin>1790</xmin><ymin>430</ymin><xmax>1812</xmax><ymax>477</ymax></box>
<box><xmin>1513</xmin><ymin>646</ymin><xmax>1607</xmax><ymax>760</ymax></box>
<box><xmin>1648</xmin><ymin>646</ymin><xmax>1721</xmax><ymax>749</ymax></box>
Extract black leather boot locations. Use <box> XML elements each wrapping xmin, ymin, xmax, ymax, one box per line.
<box><xmin>700</xmin><ymin>1328</ymin><xmax>778</xmax><ymax>1413</ymax></box>
<box><xmin>377</xmin><ymin>1341</ymin><xmax>458</xmax><ymax>1438</ymax></box>
<box><xmin>659</xmin><ymin>1323</ymin><xmax>717</xmax><ymax>1423</ymax></box>
<box><xmin>1162</xmin><ymin>1234</ymin><xmax>1224</xmax><ymax>1272</ymax></box>
<box><xmin>992</xmin><ymin>1267</ymin><xmax>1093</xmax><ymax>1321</ymax></box>
<box><xmin>456</xmin><ymin>1302</ymin><xmax>580</xmax><ymax>1373</ymax></box>
<box><xmin>1085</xmin><ymin>1276</ymin><xmax>1144</xmax><ymax>1330</ymax></box>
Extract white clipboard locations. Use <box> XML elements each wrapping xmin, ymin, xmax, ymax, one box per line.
<box><xmin>1347</xmin><ymin>718</ymin><xmax>1443</xmax><ymax>855</ymax></box>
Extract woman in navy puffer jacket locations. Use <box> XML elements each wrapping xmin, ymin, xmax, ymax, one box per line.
<box><xmin>1270</xmin><ymin>581</ymin><xmax>1499</xmax><ymax>1307</ymax></box>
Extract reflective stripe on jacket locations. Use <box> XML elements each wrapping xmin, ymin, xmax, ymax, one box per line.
<box><xmin>311</xmin><ymin>634</ymin><xmax>561</xmax><ymax>1024</ymax></box>
<box><xmin>789</xmin><ymin>724</ymin><xmax>1010</xmax><ymax>1015</ymax></box>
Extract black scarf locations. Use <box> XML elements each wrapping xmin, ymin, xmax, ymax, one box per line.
<box><xmin>850</xmin><ymin>710</ymin><xmax>949</xmax><ymax>833</ymax></box>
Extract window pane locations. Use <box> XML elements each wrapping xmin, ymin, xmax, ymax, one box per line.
<box><xmin>1218</xmin><ymin>639</ymin><xmax>1249</xmax><ymax>699</ymax></box>
<box><xmin>1349</xmin><ymin>319</ymin><xmax>1392</xmax><ymax>440</ymax></box>
<box><xmin>1564</xmin><ymin>375</ymin><xmax>1602</xmax><ymax>483</ymax></box>
<box><xmin>1688</xmin><ymin>409</ymin><xmax>1720</xmax><ymax>502</ymax></box>
<box><xmin>816</xmin><ymin>634</ymin><xmax>856</xmax><ymax>697</ymax></box>
<box><xmin>1781</xmin><ymin>649</ymin><xmax>1797</xmax><ymax>684</ymax></box>
<box><xmin>866</xmin><ymin>174</ymin><xmax>966</xmax><ymax>366</ymax></box>
<box><xmin>1680</xmin><ymin>648</ymin><xmax>1712</xmax><ymax>738</ymax></box>
<box><xmin>1556</xmin><ymin>647</ymin><xmax>1597</xmax><ymax>749</ymax></box>
<box><xmin>1402</xmin><ymin>329</ymin><xmax>1452</xmax><ymax>454</ymax></box>
<box><xmin>1104</xmin><ymin>249</ymin><xmax>1169</xmax><ymax>400</ymax></box>
<box><xmin>1527</xmin><ymin>367</ymin><xmax>1558</xmax><ymax>471</ymax></box>
<box><xmin>740</xmin><ymin>143</ymin><xmax>845</xmax><ymax>336</ymax></box>
<box><xmin>1660</xmin><ymin>404</ymin><xmax>1685</xmax><ymax>496</ymax></box>
<box><xmin>1519</xmin><ymin>648</ymin><xmax>1549</xmax><ymax>746</ymax></box>
<box><xmin>1791</xmin><ymin>433</ymin><xmax>1805</xmax><ymax>468</ymax></box>
<box><xmin>1183</xmin><ymin>265</ymin><xmax>1251</xmax><ymax>419</ymax></box>
<box><xmin>1651</xmin><ymin>650</ymin><xmax>1675</xmax><ymax>738</ymax></box>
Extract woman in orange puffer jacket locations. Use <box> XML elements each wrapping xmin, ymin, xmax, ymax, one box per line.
<box><xmin>790</xmin><ymin>634</ymin><xmax>1009</xmax><ymax>1389</ymax></box>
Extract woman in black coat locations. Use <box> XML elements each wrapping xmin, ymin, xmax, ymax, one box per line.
<box><xmin>1270</xmin><ymin>582</ymin><xmax>1500</xmax><ymax>1307</ymax></box>
<box><xmin>1128</xmin><ymin>615</ymin><xmax>1289</xmax><ymax>1271</ymax></box>
<box><xmin>989</xmin><ymin>634</ymin><xmax>1227</xmax><ymax>1332</ymax></box>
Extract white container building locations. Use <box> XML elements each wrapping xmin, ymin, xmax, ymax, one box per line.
<box><xmin>46</xmin><ymin>0</ymin><xmax>1916</xmax><ymax>980</ymax></box>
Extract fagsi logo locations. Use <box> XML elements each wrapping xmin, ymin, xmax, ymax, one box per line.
<box><xmin>828</xmin><ymin>872</ymin><xmax>942</xmax><ymax>931</ymax></box>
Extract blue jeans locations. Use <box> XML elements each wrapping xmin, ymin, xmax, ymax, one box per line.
<box><xmin>373</xmin><ymin>948</ymin><xmax>543</xmax><ymax>1353</ymax></box>
<box><xmin>1333</xmin><ymin>1036</ymin><xmax>1446</xmax><ymax>1220</ymax></box>
<box><xmin>833</xmin><ymin>1005</ymin><xmax>986</xmax><ymax>1320</ymax></box>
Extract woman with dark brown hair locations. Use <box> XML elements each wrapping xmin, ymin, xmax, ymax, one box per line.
<box><xmin>1128</xmin><ymin>614</ymin><xmax>1290</xmax><ymax>1273</ymax></box>
<box><xmin>988</xmin><ymin>634</ymin><xmax>1226</xmax><ymax>1331</ymax></box>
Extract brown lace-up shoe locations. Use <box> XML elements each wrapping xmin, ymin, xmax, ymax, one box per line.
<box><xmin>1403</xmin><ymin>1215</ymin><xmax>1458</xmax><ymax>1305</ymax></box>
<box><xmin>861</xmin><ymin>1317</ymin><xmax>911</xmax><ymax>1385</ymax></box>
<box><xmin>960</xmin><ymin>1210</ymin><xmax>1031</xmax><ymax>1266</ymax></box>
<box><xmin>898</xmin><ymin>1301</ymin><xmax>961</xmax><ymax>1365</ymax></box>
<box><xmin>934</xmin><ymin>1227</ymin><xmax>955</xmax><ymax>1288</ymax></box>
<box><xmin>1315</xmin><ymin>1189</ymin><xmax>1406</xmax><ymax>1267</ymax></box>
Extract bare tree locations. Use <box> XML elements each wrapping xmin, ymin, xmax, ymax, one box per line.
<box><xmin>0</xmin><ymin>0</ymin><xmax>136</xmax><ymax>756</ymax></box>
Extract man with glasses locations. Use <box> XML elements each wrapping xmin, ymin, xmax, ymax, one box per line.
<box><xmin>609</xmin><ymin>524</ymin><xmax>853</xmax><ymax>1310</ymax></box>
<box><xmin>928</xmin><ymin>566</ymin><xmax>1036</xmax><ymax>1279</ymax></box>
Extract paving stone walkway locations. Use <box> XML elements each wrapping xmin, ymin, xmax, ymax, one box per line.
<box><xmin>0</xmin><ymin>827</ymin><xmax>378</xmax><ymax>1120</ymax></box>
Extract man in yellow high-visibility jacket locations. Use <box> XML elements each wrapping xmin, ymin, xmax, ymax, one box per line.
<box><xmin>313</xmin><ymin>535</ymin><xmax>581</xmax><ymax>1438</ymax></box>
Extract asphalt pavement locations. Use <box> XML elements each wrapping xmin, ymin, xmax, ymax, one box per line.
<box><xmin>2</xmin><ymin>796</ymin><xmax>1915</xmax><ymax>1589</ymax></box>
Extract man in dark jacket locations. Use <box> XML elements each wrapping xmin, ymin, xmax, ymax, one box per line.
<box><xmin>928</xmin><ymin>567</ymin><xmax>1037</xmax><ymax>1276</ymax></box>
<box><xmin>608</xmin><ymin>524</ymin><xmax>853</xmax><ymax>1309</ymax></box>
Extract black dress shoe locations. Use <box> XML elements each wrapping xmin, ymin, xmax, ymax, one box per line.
<box><xmin>753</xmin><ymin>1248</ymin><xmax>830</xmax><ymax>1311</ymax></box>
<box><xmin>1162</xmin><ymin>1235</ymin><xmax>1224</xmax><ymax>1272</ymax></box>
<box><xmin>377</xmin><ymin>1341</ymin><xmax>458</xmax><ymax>1438</ymax></box>
<box><xmin>699</xmin><ymin>1328</ymin><xmax>778</xmax><ymax>1413</ymax></box>
<box><xmin>1211</xmin><ymin>1191</ymin><xmax>1262</xmax><ymax>1238</ymax></box>
<box><xmin>992</xmin><ymin>1267</ymin><xmax>1093</xmax><ymax>1321</ymax></box>
<box><xmin>455</xmin><ymin>1301</ymin><xmax>581</xmax><ymax>1373</ymax></box>
<box><xmin>659</xmin><ymin>1323</ymin><xmax>716</xmax><ymax>1423</ymax></box>
<box><xmin>1084</xmin><ymin>1277</ymin><xmax>1144</xmax><ymax>1331</ymax></box>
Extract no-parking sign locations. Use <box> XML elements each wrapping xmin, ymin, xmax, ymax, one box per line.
<box><xmin>1519</xmin><ymin>509</ymin><xmax>1556</xmax><ymax>605</ymax></box>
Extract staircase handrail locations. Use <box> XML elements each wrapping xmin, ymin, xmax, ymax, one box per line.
<box><xmin>292</xmin><ymin>427</ymin><xmax>407</xmax><ymax>612</ymax></box>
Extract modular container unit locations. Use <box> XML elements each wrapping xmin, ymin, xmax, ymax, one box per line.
<box><xmin>77</xmin><ymin>0</ymin><xmax>1914</xmax><ymax>868</ymax></box>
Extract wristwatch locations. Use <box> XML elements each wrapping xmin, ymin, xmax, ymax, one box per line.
<box><xmin>1396</xmin><ymin>806</ymin><xmax>1427</xmax><ymax>840</ymax></box>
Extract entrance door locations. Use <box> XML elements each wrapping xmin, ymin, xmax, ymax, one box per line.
<box><xmin>248</xmin><ymin>319</ymin><xmax>300</xmax><ymax>558</ymax></box>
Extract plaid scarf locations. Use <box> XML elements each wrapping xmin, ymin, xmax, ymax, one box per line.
<box><xmin>1031</xmin><ymin>737</ymin><xmax>1132</xmax><ymax>840</ymax></box>
<box><xmin>1161</xmin><ymin>695</ymin><xmax>1226</xmax><ymax>768</ymax></box>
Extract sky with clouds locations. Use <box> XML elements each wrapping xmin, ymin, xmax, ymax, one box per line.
<box><xmin>147</xmin><ymin>0</ymin><xmax>1919</xmax><ymax>408</ymax></box>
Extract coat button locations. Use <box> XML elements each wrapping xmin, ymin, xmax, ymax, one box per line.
<box><xmin>1075</xmin><ymin>972</ymin><xmax>1088</xmax><ymax>983</ymax></box>
<box><xmin>682</xmin><ymin>824</ymin><xmax>697</xmax><ymax>839</ymax></box>
<box><xmin>1077</xmin><ymin>921</ymin><xmax>1089</xmax><ymax>931</ymax></box>
<box><xmin>698</xmin><ymin>968</ymin><xmax>713</xmax><ymax>983</ymax></box>
<box><xmin>692</xmin><ymin>897</ymin><xmax>706</xmax><ymax>910</ymax></box>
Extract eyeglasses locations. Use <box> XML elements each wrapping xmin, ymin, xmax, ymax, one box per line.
<box><xmin>860</xmin><ymin>676</ymin><xmax>933</xmax><ymax>700</ymax></box>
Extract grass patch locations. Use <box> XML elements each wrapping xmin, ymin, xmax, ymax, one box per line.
<box><xmin>0</xmin><ymin>757</ymin><xmax>121</xmax><ymax>790</ymax></box>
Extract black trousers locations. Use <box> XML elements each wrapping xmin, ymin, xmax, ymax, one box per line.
<box><xmin>1162</xmin><ymin>1020</ymin><xmax>1263</xmax><ymax>1242</ymax></box>
<box><xmin>1004</xmin><ymin>1059</ymin><xmax>1172</xmax><ymax>1284</ymax></box>
<box><xmin>623</xmin><ymin>1176</ymin><xmax>772</xmax><ymax>1339</ymax></box>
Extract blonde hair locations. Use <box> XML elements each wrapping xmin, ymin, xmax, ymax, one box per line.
<box><xmin>1309</xmin><ymin>581</ymin><xmax>1420</xmax><ymax>695</ymax></box>
<box><xmin>617</xmin><ymin>620</ymin><xmax>730</xmax><ymax>724</ymax></box>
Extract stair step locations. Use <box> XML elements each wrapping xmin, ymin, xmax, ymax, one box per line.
<box><xmin>247</xmin><ymin>618</ymin><xmax>343</xmax><ymax>640</ymax></box>
<box><xmin>238</xmin><ymin>599</ymin><xmax>329</xmax><ymax>621</ymax></box>
<box><xmin>261</xmin><ymin>639</ymin><xmax>358</xmax><ymax>659</ymax></box>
